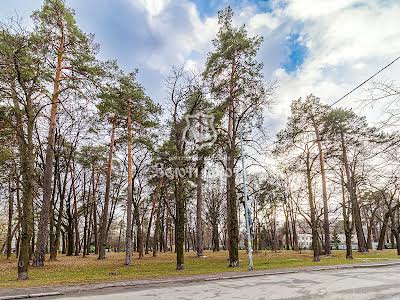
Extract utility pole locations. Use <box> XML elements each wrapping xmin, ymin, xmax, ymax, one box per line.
<box><xmin>240</xmin><ymin>125</ymin><xmax>254</xmax><ymax>271</ymax></box>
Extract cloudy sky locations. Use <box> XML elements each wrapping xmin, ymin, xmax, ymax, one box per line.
<box><xmin>2</xmin><ymin>0</ymin><xmax>400</xmax><ymax>134</ymax></box>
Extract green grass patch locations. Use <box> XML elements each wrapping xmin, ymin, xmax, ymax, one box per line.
<box><xmin>0</xmin><ymin>250</ymin><xmax>398</xmax><ymax>289</ymax></box>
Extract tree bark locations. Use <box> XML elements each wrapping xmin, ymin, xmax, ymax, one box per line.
<box><xmin>284</xmin><ymin>205</ymin><xmax>290</xmax><ymax>251</ymax></box>
<box><xmin>99</xmin><ymin>119</ymin><xmax>116</xmax><ymax>259</ymax></box>
<box><xmin>313</xmin><ymin>123</ymin><xmax>330</xmax><ymax>255</ymax></box>
<box><xmin>15</xmin><ymin>173</ymin><xmax>22</xmax><ymax>258</ymax></box>
<box><xmin>145</xmin><ymin>181</ymin><xmax>161</xmax><ymax>255</ymax></box>
<box><xmin>378</xmin><ymin>211</ymin><xmax>390</xmax><ymax>250</ymax></box>
<box><xmin>211</xmin><ymin>196</ymin><xmax>220</xmax><ymax>252</ymax></box>
<box><xmin>70</xmin><ymin>164</ymin><xmax>80</xmax><ymax>256</ymax></box>
<box><xmin>340</xmin><ymin>170</ymin><xmax>353</xmax><ymax>259</ymax></box>
<box><xmin>366</xmin><ymin>207</ymin><xmax>377</xmax><ymax>249</ymax></box>
<box><xmin>82</xmin><ymin>172</ymin><xmax>88</xmax><ymax>257</ymax></box>
<box><xmin>16</xmin><ymin>95</ymin><xmax>34</xmax><ymax>280</ymax></box>
<box><xmin>388</xmin><ymin>205</ymin><xmax>400</xmax><ymax>255</ymax></box>
<box><xmin>340</xmin><ymin>131</ymin><xmax>368</xmax><ymax>252</ymax></box>
<box><xmin>196</xmin><ymin>157</ymin><xmax>204</xmax><ymax>257</ymax></box>
<box><xmin>125</xmin><ymin>100</ymin><xmax>134</xmax><ymax>265</ymax></box>
<box><xmin>6</xmin><ymin>177</ymin><xmax>14</xmax><ymax>259</ymax></box>
<box><xmin>33</xmin><ymin>25</ymin><xmax>65</xmax><ymax>267</ymax></box>
<box><xmin>286</xmin><ymin>190</ymin><xmax>299</xmax><ymax>251</ymax></box>
<box><xmin>134</xmin><ymin>204</ymin><xmax>144</xmax><ymax>259</ymax></box>
<box><xmin>153</xmin><ymin>197</ymin><xmax>162</xmax><ymax>257</ymax></box>
<box><xmin>226</xmin><ymin>53</ymin><xmax>239</xmax><ymax>267</ymax></box>
<box><xmin>160</xmin><ymin>207</ymin><xmax>165</xmax><ymax>253</ymax></box>
<box><xmin>175</xmin><ymin>180</ymin><xmax>185</xmax><ymax>270</ymax></box>
<box><xmin>66</xmin><ymin>183</ymin><xmax>74</xmax><ymax>256</ymax></box>
<box><xmin>92</xmin><ymin>167</ymin><xmax>99</xmax><ymax>254</ymax></box>
<box><xmin>306</xmin><ymin>151</ymin><xmax>320</xmax><ymax>262</ymax></box>
<box><xmin>145</xmin><ymin>199</ymin><xmax>156</xmax><ymax>255</ymax></box>
<box><xmin>49</xmin><ymin>151</ymin><xmax>58</xmax><ymax>261</ymax></box>
<box><xmin>50</xmin><ymin>165</ymin><xmax>68</xmax><ymax>261</ymax></box>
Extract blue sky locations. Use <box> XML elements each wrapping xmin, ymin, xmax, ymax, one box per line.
<box><xmin>1</xmin><ymin>0</ymin><xmax>399</xmax><ymax>132</ymax></box>
<box><xmin>0</xmin><ymin>0</ymin><xmax>306</xmax><ymax>102</ymax></box>
<box><xmin>283</xmin><ymin>32</ymin><xmax>307</xmax><ymax>73</ymax></box>
<box><xmin>191</xmin><ymin>0</ymin><xmax>275</xmax><ymax>16</ymax></box>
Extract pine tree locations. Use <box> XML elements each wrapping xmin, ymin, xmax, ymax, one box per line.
<box><xmin>33</xmin><ymin>0</ymin><xmax>100</xmax><ymax>267</ymax></box>
<box><xmin>323</xmin><ymin>109</ymin><xmax>370</xmax><ymax>253</ymax></box>
<box><xmin>204</xmin><ymin>7</ymin><xmax>271</xmax><ymax>267</ymax></box>
<box><xmin>0</xmin><ymin>23</ymin><xmax>48</xmax><ymax>279</ymax></box>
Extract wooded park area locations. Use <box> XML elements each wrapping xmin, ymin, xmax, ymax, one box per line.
<box><xmin>1</xmin><ymin>0</ymin><xmax>400</xmax><ymax>285</ymax></box>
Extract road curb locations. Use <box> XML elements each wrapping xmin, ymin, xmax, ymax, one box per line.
<box><xmin>0</xmin><ymin>292</ymin><xmax>61</xmax><ymax>300</ymax></box>
<box><xmin>1</xmin><ymin>261</ymin><xmax>400</xmax><ymax>299</ymax></box>
<box><xmin>202</xmin><ymin>261</ymin><xmax>400</xmax><ymax>281</ymax></box>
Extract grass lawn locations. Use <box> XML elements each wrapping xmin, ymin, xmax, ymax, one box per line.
<box><xmin>0</xmin><ymin>250</ymin><xmax>399</xmax><ymax>289</ymax></box>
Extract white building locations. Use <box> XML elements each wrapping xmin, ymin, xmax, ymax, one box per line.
<box><xmin>297</xmin><ymin>233</ymin><xmax>312</xmax><ymax>249</ymax></box>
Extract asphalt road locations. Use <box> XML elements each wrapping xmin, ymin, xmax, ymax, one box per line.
<box><xmin>51</xmin><ymin>265</ymin><xmax>400</xmax><ymax>300</ymax></box>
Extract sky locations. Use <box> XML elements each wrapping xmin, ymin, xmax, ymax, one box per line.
<box><xmin>1</xmin><ymin>0</ymin><xmax>400</xmax><ymax>135</ymax></box>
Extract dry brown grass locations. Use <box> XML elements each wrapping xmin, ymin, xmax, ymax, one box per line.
<box><xmin>0</xmin><ymin>249</ymin><xmax>398</xmax><ymax>288</ymax></box>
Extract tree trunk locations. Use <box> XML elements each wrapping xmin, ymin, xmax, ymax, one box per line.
<box><xmin>117</xmin><ymin>209</ymin><xmax>124</xmax><ymax>253</ymax></box>
<box><xmin>225</xmin><ymin>52</ymin><xmax>240</xmax><ymax>267</ymax></box>
<box><xmin>50</xmin><ymin>166</ymin><xmax>68</xmax><ymax>261</ymax></box>
<box><xmin>70</xmin><ymin>165</ymin><xmax>80</xmax><ymax>256</ymax></box>
<box><xmin>159</xmin><ymin>208</ymin><xmax>165</xmax><ymax>253</ymax></box>
<box><xmin>145</xmin><ymin>182</ymin><xmax>161</xmax><ymax>255</ymax></box>
<box><xmin>33</xmin><ymin>27</ymin><xmax>65</xmax><ymax>267</ymax></box>
<box><xmin>366</xmin><ymin>208</ymin><xmax>377</xmax><ymax>249</ymax></box>
<box><xmin>165</xmin><ymin>212</ymin><xmax>169</xmax><ymax>252</ymax></box>
<box><xmin>378</xmin><ymin>211</ymin><xmax>390</xmax><ymax>250</ymax></box>
<box><xmin>15</xmin><ymin>173</ymin><xmax>22</xmax><ymax>258</ymax></box>
<box><xmin>83</xmin><ymin>206</ymin><xmax>89</xmax><ymax>257</ymax></box>
<box><xmin>49</xmin><ymin>154</ymin><xmax>58</xmax><ymax>261</ymax></box>
<box><xmin>306</xmin><ymin>152</ymin><xmax>320</xmax><ymax>262</ymax></box>
<box><xmin>125</xmin><ymin>100</ymin><xmax>134</xmax><ymax>266</ymax></box>
<box><xmin>60</xmin><ymin>232</ymin><xmax>65</xmax><ymax>254</ymax></box>
<box><xmin>175</xmin><ymin>180</ymin><xmax>185</xmax><ymax>270</ymax></box>
<box><xmin>82</xmin><ymin>172</ymin><xmax>89</xmax><ymax>257</ymax></box>
<box><xmin>66</xmin><ymin>224</ymin><xmax>74</xmax><ymax>256</ymax></box>
<box><xmin>153</xmin><ymin>197</ymin><xmax>161</xmax><ymax>257</ymax></box>
<box><xmin>6</xmin><ymin>177</ymin><xmax>14</xmax><ymax>259</ymax></box>
<box><xmin>394</xmin><ymin>230</ymin><xmax>400</xmax><ymax>255</ymax></box>
<box><xmin>86</xmin><ymin>203</ymin><xmax>92</xmax><ymax>255</ymax></box>
<box><xmin>288</xmin><ymin>192</ymin><xmax>299</xmax><ymax>251</ymax></box>
<box><xmin>388</xmin><ymin>211</ymin><xmax>400</xmax><ymax>255</ymax></box>
<box><xmin>196</xmin><ymin>157</ymin><xmax>204</xmax><ymax>257</ymax></box>
<box><xmin>99</xmin><ymin>120</ymin><xmax>116</xmax><ymax>259</ymax></box>
<box><xmin>92</xmin><ymin>167</ymin><xmax>98</xmax><ymax>254</ymax></box>
<box><xmin>227</xmin><ymin>147</ymin><xmax>239</xmax><ymax>266</ymax></box>
<box><xmin>135</xmin><ymin>204</ymin><xmax>144</xmax><ymax>259</ymax></box>
<box><xmin>66</xmin><ymin>184</ymin><xmax>74</xmax><ymax>257</ymax></box>
<box><xmin>341</xmin><ymin>171</ymin><xmax>353</xmax><ymax>259</ymax></box>
<box><xmin>145</xmin><ymin>199</ymin><xmax>156</xmax><ymax>255</ymax></box>
<box><xmin>17</xmin><ymin>96</ymin><xmax>34</xmax><ymax>280</ymax></box>
<box><xmin>313</xmin><ymin>124</ymin><xmax>330</xmax><ymax>256</ymax></box>
<box><xmin>283</xmin><ymin>204</ymin><xmax>290</xmax><ymax>251</ymax></box>
<box><xmin>212</xmin><ymin>216</ymin><xmax>219</xmax><ymax>252</ymax></box>
<box><xmin>340</xmin><ymin>131</ymin><xmax>368</xmax><ymax>252</ymax></box>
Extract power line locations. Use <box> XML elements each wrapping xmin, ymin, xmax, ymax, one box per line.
<box><xmin>328</xmin><ymin>56</ymin><xmax>400</xmax><ymax>108</ymax></box>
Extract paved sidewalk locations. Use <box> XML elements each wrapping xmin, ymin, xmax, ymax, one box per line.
<box><xmin>1</xmin><ymin>260</ymin><xmax>400</xmax><ymax>300</ymax></box>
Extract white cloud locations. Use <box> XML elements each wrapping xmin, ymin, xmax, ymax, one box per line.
<box><xmin>130</xmin><ymin>0</ymin><xmax>218</xmax><ymax>74</ymax></box>
<box><xmin>135</xmin><ymin>0</ymin><xmax>170</xmax><ymax>16</ymax></box>
<box><xmin>283</xmin><ymin>0</ymin><xmax>361</xmax><ymax>20</ymax></box>
<box><xmin>124</xmin><ymin>0</ymin><xmax>400</xmax><ymax>131</ymax></box>
<box><xmin>248</xmin><ymin>13</ymin><xmax>281</xmax><ymax>33</ymax></box>
<box><xmin>264</xmin><ymin>0</ymin><xmax>400</xmax><ymax>131</ymax></box>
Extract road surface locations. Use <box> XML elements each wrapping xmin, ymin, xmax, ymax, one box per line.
<box><xmin>51</xmin><ymin>265</ymin><xmax>400</xmax><ymax>299</ymax></box>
